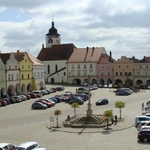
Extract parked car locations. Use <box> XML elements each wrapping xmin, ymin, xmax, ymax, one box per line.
<box><xmin>137</xmin><ymin>121</ymin><xmax>150</xmax><ymax>130</ymax></box>
<box><xmin>1</xmin><ymin>98</ymin><xmax>10</xmax><ymax>105</ymax></box>
<box><xmin>0</xmin><ymin>143</ymin><xmax>16</xmax><ymax>150</ymax></box>
<box><xmin>29</xmin><ymin>93</ymin><xmax>37</xmax><ymax>98</ymax></box>
<box><xmin>0</xmin><ymin>99</ymin><xmax>7</xmax><ymax>106</ymax></box>
<box><xmin>115</xmin><ymin>90</ymin><xmax>131</xmax><ymax>96</ymax></box>
<box><xmin>95</xmin><ymin>98</ymin><xmax>109</xmax><ymax>105</ymax></box>
<box><xmin>36</xmin><ymin>99</ymin><xmax>52</xmax><ymax>107</ymax></box>
<box><xmin>77</xmin><ymin>87</ymin><xmax>88</xmax><ymax>94</ymax></box>
<box><xmin>11</xmin><ymin>96</ymin><xmax>22</xmax><ymax>103</ymax></box>
<box><xmin>32</xmin><ymin>148</ymin><xmax>48</xmax><ymax>150</ymax></box>
<box><xmin>135</xmin><ymin>116</ymin><xmax>150</xmax><ymax>127</ymax></box>
<box><xmin>32</xmin><ymin>90</ymin><xmax>43</xmax><ymax>97</ymax></box>
<box><xmin>31</xmin><ymin>102</ymin><xmax>47</xmax><ymax>109</ymax></box>
<box><xmin>69</xmin><ymin>97</ymin><xmax>84</xmax><ymax>105</ymax></box>
<box><xmin>138</xmin><ymin>129</ymin><xmax>150</xmax><ymax>142</ymax></box>
<box><xmin>15</xmin><ymin>141</ymin><xmax>40</xmax><ymax>150</ymax></box>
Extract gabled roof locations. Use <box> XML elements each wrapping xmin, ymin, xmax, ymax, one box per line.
<box><xmin>0</xmin><ymin>53</ymin><xmax>11</xmax><ymax>64</ymax></box>
<box><xmin>37</xmin><ymin>43</ymin><xmax>76</xmax><ymax>61</ymax></box>
<box><xmin>140</xmin><ymin>56</ymin><xmax>150</xmax><ymax>63</ymax></box>
<box><xmin>13</xmin><ymin>50</ymin><xmax>44</xmax><ymax>65</ymax></box>
<box><xmin>67</xmin><ymin>47</ymin><xmax>106</xmax><ymax>63</ymax></box>
<box><xmin>27</xmin><ymin>53</ymin><xmax>44</xmax><ymax>66</ymax></box>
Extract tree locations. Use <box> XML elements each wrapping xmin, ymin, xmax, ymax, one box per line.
<box><xmin>71</xmin><ymin>102</ymin><xmax>79</xmax><ymax>116</ymax></box>
<box><xmin>103</xmin><ymin>110</ymin><xmax>113</xmax><ymax>130</ymax></box>
<box><xmin>115</xmin><ymin>101</ymin><xmax>125</xmax><ymax>119</ymax></box>
<box><xmin>54</xmin><ymin>109</ymin><xmax>62</xmax><ymax>127</ymax></box>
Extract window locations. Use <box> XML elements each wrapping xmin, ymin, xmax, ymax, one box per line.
<box><xmin>120</xmin><ymin>72</ymin><xmax>122</xmax><ymax>76</ymax></box>
<box><xmin>78</xmin><ymin>71</ymin><xmax>80</xmax><ymax>76</ymax></box>
<box><xmin>71</xmin><ymin>64</ymin><xmax>74</xmax><ymax>69</ymax></box>
<box><xmin>108</xmin><ymin>72</ymin><xmax>110</xmax><ymax>76</ymax></box>
<box><xmin>55</xmin><ymin>64</ymin><xmax>58</xmax><ymax>72</ymax></box>
<box><xmin>116</xmin><ymin>72</ymin><xmax>118</xmax><ymax>76</ymax></box>
<box><xmin>11</xmin><ymin>74</ymin><xmax>13</xmax><ymax>80</ymax></box>
<box><xmin>90</xmin><ymin>64</ymin><xmax>92</xmax><ymax>69</ymax></box>
<box><xmin>84</xmin><ymin>71</ymin><xmax>86</xmax><ymax>76</ymax></box>
<box><xmin>22</xmin><ymin>74</ymin><xmax>24</xmax><ymax>79</ymax></box>
<box><xmin>101</xmin><ymin>72</ymin><xmax>104</xmax><ymax>76</ymax></box>
<box><xmin>8</xmin><ymin>74</ymin><xmax>10</xmax><ymax>81</ymax></box>
<box><xmin>64</xmin><ymin>72</ymin><xmax>66</xmax><ymax>76</ymax></box>
<box><xmin>78</xmin><ymin>64</ymin><xmax>80</xmax><ymax>69</ymax></box>
<box><xmin>9</xmin><ymin>65</ymin><xmax>11</xmax><ymax>69</ymax></box>
<box><xmin>28</xmin><ymin>74</ymin><xmax>30</xmax><ymax>79</ymax></box>
<box><xmin>84</xmin><ymin>64</ymin><xmax>86</xmax><ymax>69</ymax></box>
<box><xmin>48</xmin><ymin>65</ymin><xmax>50</xmax><ymax>74</ymax></box>
<box><xmin>22</xmin><ymin>65</ymin><xmax>24</xmax><ymax>69</ymax></box>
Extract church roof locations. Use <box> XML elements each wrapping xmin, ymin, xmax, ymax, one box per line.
<box><xmin>37</xmin><ymin>43</ymin><xmax>76</xmax><ymax>61</ymax></box>
<box><xmin>46</xmin><ymin>21</ymin><xmax>60</xmax><ymax>37</ymax></box>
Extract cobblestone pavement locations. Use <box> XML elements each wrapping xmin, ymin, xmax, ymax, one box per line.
<box><xmin>0</xmin><ymin>86</ymin><xmax>150</xmax><ymax>150</ymax></box>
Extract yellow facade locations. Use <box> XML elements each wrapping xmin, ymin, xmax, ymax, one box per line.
<box><xmin>19</xmin><ymin>53</ymin><xmax>33</xmax><ymax>93</ymax></box>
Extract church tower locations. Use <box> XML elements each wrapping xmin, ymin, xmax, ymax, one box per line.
<box><xmin>45</xmin><ymin>20</ymin><xmax>61</xmax><ymax>48</ymax></box>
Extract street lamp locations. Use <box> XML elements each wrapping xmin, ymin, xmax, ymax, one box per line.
<box><xmin>86</xmin><ymin>75</ymin><xmax>93</xmax><ymax>118</ymax></box>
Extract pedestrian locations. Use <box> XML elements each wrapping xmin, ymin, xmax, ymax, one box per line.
<box><xmin>142</xmin><ymin>102</ymin><xmax>144</xmax><ymax>111</ymax></box>
<box><xmin>67</xmin><ymin>115</ymin><xmax>70</xmax><ymax>120</ymax></box>
<box><xmin>114</xmin><ymin>115</ymin><xmax>117</xmax><ymax>125</ymax></box>
<box><xmin>111</xmin><ymin>117</ymin><xmax>114</xmax><ymax>125</ymax></box>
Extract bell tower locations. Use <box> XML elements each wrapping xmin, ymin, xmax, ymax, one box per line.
<box><xmin>45</xmin><ymin>20</ymin><xmax>61</xmax><ymax>48</ymax></box>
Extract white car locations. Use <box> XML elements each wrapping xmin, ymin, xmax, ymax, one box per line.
<box><xmin>0</xmin><ymin>143</ymin><xmax>16</xmax><ymax>150</ymax></box>
<box><xmin>15</xmin><ymin>141</ymin><xmax>40</xmax><ymax>150</ymax></box>
<box><xmin>32</xmin><ymin>148</ymin><xmax>48</xmax><ymax>150</ymax></box>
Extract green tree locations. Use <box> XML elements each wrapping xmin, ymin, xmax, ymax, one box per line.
<box><xmin>54</xmin><ymin>109</ymin><xmax>62</xmax><ymax>127</ymax></box>
<box><xmin>71</xmin><ymin>102</ymin><xmax>79</xmax><ymax>116</ymax></box>
<box><xmin>103</xmin><ymin>110</ymin><xmax>113</xmax><ymax>130</ymax></box>
<box><xmin>115</xmin><ymin>101</ymin><xmax>125</xmax><ymax>119</ymax></box>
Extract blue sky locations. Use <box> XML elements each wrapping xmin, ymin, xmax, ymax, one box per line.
<box><xmin>0</xmin><ymin>0</ymin><xmax>150</xmax><ymax>60</ymax></box>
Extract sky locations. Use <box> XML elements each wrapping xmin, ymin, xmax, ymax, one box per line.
<box><xmin>0</xmin><ymin>0</ymin><xmax>150</xmax><ymax>60</ymax></box>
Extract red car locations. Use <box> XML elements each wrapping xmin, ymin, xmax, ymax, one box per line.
<box><xmin>36</xmin><ymin>99</ymin><xmax>52</xmax><ymax>107</ymax></box>
<box><xmin>29</xmin><ymin>93</ymin><xmax>37</xmax><ymax>98</ymax></box>
<box><xmin>0</xmin><ymin>99</ymin><xmax>7</xmax><ymax>106</ymax></box>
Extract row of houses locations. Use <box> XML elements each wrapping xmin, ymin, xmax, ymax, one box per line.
<box><xmin>37</xmin><ymin>20</ymin><xmax>150</xmax><ymax>87</ymax></box>
<box><xmin>0</xmin><ymin>51</ymin><xmax>45</xmax><ymax>97</ymax></box>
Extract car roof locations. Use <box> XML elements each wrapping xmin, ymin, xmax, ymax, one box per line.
<box><xmin>0</xmin><ymin>143</ymin><xmax>12</xmax><ymax>147</ymax></box>
<box><xmin>17</xmin><ymin>141</ymin><xmax>39</xmax><ymax>148</ymax></box>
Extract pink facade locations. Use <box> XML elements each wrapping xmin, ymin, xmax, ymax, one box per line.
<box><xmin>97</xmin><ymin>54</ymin><xmax>114</xmax><ymax>86</ymax></box>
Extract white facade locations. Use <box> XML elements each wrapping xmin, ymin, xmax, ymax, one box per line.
<box><xmin>44</xmin><ymin>60</ymin><xmax>67</xmax><ymax>84</ymax></box>
<box><xmin>67</xmin><ymin>62</ymin><xmax>97</xmax><ymax>84</ymax></box>
<box><xmin>6</xmin><ymin>53</ymin><xmax>20</xmax><ymax>95</ymax></box>
<box><xmin>32</xmin><ymin>65</ymin><xmax>45</xmax><ymax>89</ymax></box>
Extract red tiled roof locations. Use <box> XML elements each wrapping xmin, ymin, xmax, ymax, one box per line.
<box><xmin>67</xmin><ymin>47</ymin><xmax>106</xmax><ymax>63</ymax></box>
<box><xmin>0</xmin><ymin>53</ymin><xmax>11</xmax><ymax>64</ymax></box>
<box><xmin>37</xmin><ymin>43</ymin><xmax>76</xmax><ymax>61</ymax></box>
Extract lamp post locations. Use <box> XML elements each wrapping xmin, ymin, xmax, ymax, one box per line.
<box><xmin>86</xmin><ymin>75</ymin><xmax>93</xmax><ymax>117</ymax></box>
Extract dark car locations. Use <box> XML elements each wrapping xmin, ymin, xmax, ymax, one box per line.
<box><xmin>36</xmin><ymin>99</ymin><xmax>52</xmax><ymax>107</ymax></box>
<box><xmin>138</xmin><ymin>129</ymin><xmax>150</xmax><ymax>142</ymax></box>
<box><xmin>69</xmin><ymin>97</ymin><xmax>84</xmax><ymax>105</ymax></box>
<box><xmin>31</xmin><ymin>102</ymin><xmax>47</xmax><ymax>109</ymax></box>
<box><xmin>95</xmin><ymin>98</ymin><xmax>109</xmax><ymax>105</ymax></box>
<box><xmin>115</xmin><ymin>90</ymin><xmax>131</xmax><ymax>96</ymax></box>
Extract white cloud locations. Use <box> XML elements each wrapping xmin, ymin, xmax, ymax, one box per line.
<box><xmin>0</xmin><ymin>0</ymin><xmax>150</xmax><ymax>60</ymax></box>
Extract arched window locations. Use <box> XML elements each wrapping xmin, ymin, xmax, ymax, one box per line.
<box><xmin>55</xmin><ymin>65</ymin><xmax>58</xmax><ymax>72</ymax></box>
<box><xmin>48</xmin><ymin>65</ymin><xmax>50</xmax><ymax>74</ymax></box>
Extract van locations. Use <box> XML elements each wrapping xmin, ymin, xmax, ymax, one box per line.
<box><xmin>135</xmin><ymin>116</ymin><xmax>150</xmax><ymax>127</ymax></box>
<box><xmin>137</xmin><ymin>120</ymin><xmax>150</xmax><ymax>130</ymax></box>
